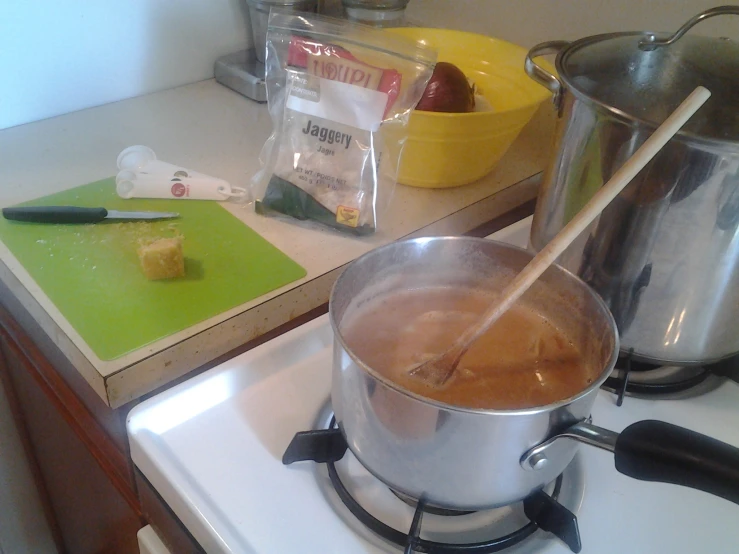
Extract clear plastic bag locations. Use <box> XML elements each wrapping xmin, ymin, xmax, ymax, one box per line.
<box><xmin>252</xmin><ymin>11</ymin><xmax>435</xmax><ymax>236</ymax></box>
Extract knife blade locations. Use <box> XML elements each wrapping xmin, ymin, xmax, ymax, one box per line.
<box><xmin>2</xmin><ymin>206</ymin><xmax>179</xmax><ymax>224</ymax></box>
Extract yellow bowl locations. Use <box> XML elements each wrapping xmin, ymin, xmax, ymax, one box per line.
<box><xmin>386</xmin><ymin>28</ymin><xmax>552</xmax><ymax>189</ymax></box>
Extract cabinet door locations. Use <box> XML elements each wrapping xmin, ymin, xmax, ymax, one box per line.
<box><xmin>0</xmin><ymin>376</ymin><xmax>58</xmax><ymax>554</ymax></box>
<box><xmin>0</xmin><ymin>334</ymin><xmax>143</xmax><ymax>554</ymax></box>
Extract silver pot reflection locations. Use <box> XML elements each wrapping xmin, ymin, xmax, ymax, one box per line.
<box><xmin>525</xmin><ymin>7</ymin><xmax>739</xmax><ymax>365</ymax></box>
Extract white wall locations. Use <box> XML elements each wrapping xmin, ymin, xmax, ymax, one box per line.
<box><xmin>0</xmin><ymin>0</ymin><xmax>251</xmax><ymax>130</ymax></box>
<box><xmin>407</xmin><ymin>0</ymin><xmax>736</xmax><ymax>47</ymax></box>
<box><xmin>2</xmin><ymin>0</ymin><xmax>734</xmax><ymax>131</ymax></box>
<box><xmin>0</xmin><ymin>378</ymin><xmax>57</xmax><ymax>554</ymax></box>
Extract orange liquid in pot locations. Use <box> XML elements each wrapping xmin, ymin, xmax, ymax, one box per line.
<box><xmin>342</xmin><ymin>288</ymin><xmax>592</xmax><ymax>410</ymax></box>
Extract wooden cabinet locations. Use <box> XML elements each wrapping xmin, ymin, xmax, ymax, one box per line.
<box><xmin>0</xmin><ymin>305</ymin><xmax>143</xmax><ymax>554</ymax></box>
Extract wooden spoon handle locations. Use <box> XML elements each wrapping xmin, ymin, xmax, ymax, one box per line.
<box><xmin>456</xmin><ymin>86</ymin><xmax>712</xmax><ymax>352</ymax></box>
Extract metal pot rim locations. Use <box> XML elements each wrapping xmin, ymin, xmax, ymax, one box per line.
<box><xmin>554</xmin><ymin>31</ymin><xmax>739</xmax><ymax>150</ymax></box>
<box><xmin>329</xmin><ymin>235</ymin><xmax>620</xmax><ymax>416</ymax></box>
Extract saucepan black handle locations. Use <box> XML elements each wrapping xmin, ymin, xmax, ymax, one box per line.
<box><xmin>614</xmin><ymin>420</ymin><xmax>739</xmax><ymax>504</ymax></box>
<box><xmin>2</xmin><ymin>206</ymin><xmax>108</xmax><ymax>224</ymax></box>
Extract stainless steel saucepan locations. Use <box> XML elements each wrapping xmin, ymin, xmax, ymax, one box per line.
<box><xmin>329</xmin><ymin>237</ymin><xmax>739</xmax><ymax>509</ymax></box>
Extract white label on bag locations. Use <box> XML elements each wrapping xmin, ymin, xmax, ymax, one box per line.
<box><xmin>286</xmin><ymin>73</ymin><xmax>387</xmax><ymax>132</ymax></box>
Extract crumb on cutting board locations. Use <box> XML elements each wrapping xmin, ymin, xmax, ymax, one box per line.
<box><xmin>137</xmin><ymin>237</ymin><xmax>185</xmax><ymax>280</ymax></box>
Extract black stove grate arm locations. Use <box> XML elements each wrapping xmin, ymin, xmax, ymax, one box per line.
<box><xmin>281</xmin><ymin>428</ymin><xmax>348</xmax><ymax>464</ymax></box>
<box><xmin>404</xmin><ymin>500</ymin><xmax>425</xmax><ymax>554</ymax></box>
<box><xmin>616</xmin><ymin>350</ymin><xmax>633</xmax><ymax>406</ymax></box>
<box><xmin>523</xmin><ymin>488</ymin><xmax>582</xmax><ymax>553</ymax></box>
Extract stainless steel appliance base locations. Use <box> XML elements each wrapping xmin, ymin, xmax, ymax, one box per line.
<box><xmin>214</xmin><ymin>49</ymin><xmax>267</xmax><ymax>103</ymax></box>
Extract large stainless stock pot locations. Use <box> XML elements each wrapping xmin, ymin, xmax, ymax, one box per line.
<box><xmin>525</xmin><ymin>6</ymin><xmax>739</xmax><ymax>364</ymax></box>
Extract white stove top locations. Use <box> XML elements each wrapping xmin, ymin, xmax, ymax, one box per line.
<box><xmin>128</xmin><ymin>217</ymin><xmax>739</xmax><ymax>553</ymax></box>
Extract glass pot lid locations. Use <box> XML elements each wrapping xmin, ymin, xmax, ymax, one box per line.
<box><xmin>556</xmin><ymin>9</ymin><xmax>739</xmax><ymax>142</ymax></box>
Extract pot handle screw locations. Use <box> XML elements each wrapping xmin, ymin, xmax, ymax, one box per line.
<box><xmin>528</xmin><ymin>452</ymin><xmax>549</xmax><ymax>470</ymax></box>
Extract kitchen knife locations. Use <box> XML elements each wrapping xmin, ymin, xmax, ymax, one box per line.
<box><xmin>2</xmin><ymin>206</ymin><xmax>179</xmax><ymax>224</ymax></box>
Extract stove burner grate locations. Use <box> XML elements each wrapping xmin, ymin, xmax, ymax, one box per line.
<box><xmin>389</xmin><ymin>489</ymin><xmax>476</xmax><ymax>517</ymax></box>
<box><xmin>602</xmin><ymin>350</ymin><xmax>712</xmax><ymax>406</ymax></box>
<box><xmin>283</xmin><ymin>418</ymin><xmax>582</xmax><ymax>553</ymax></box>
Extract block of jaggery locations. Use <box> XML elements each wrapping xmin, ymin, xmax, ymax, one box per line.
<box><xmin>137</xmin><ymin>237</ymin><xmax>185</xmax><ymax>280</ymax></box>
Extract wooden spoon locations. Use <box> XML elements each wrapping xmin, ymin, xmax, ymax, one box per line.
<box><xmin>410</xmin><ymin>86</ymin><xmax>712</xmax><ymax>387</ymax></box>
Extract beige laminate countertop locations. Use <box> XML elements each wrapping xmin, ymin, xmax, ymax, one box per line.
<box><xmin>0</xmin><ymin>79</ymin><xmax>553</xmax><ymax>408</ymax></box>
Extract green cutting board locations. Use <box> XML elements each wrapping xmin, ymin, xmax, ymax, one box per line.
<box><xmin>0</xmin><ymin>178</ymin><xmax>306</xmax><ymax>361</ymax></box>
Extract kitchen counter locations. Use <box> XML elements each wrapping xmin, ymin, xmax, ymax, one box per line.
<box><xmin>0</xmin><ymin>79</ymin><xmax>553</xmax><ymax>408</ymax></box>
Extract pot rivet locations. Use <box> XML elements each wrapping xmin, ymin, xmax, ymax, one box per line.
<box><xmin>528</xmin><ymin>452</ymin><xmax>548</xmax><ymax>470</ymax></box>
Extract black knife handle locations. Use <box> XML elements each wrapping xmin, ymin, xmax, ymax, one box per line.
<box><xmin>2</xmin><ymin>206</ymin><xmax>109</xmax><ymax>224</ymax></box>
